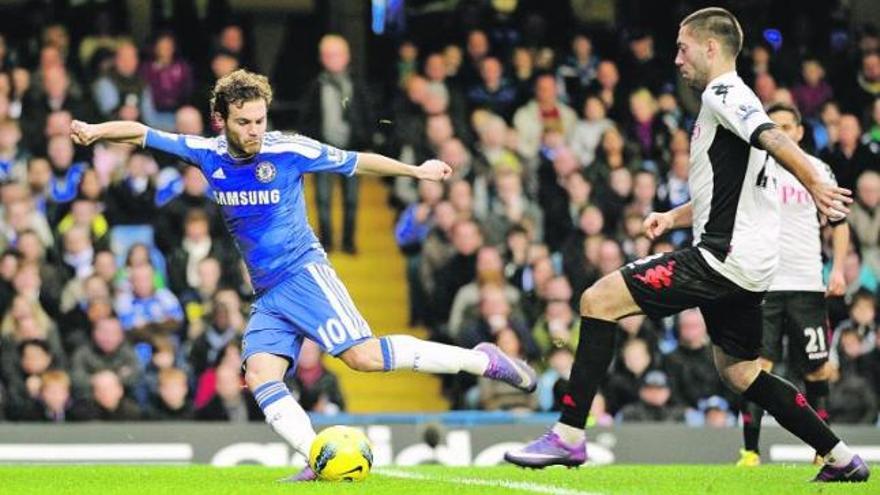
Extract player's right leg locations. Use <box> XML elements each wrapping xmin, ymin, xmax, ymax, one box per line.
<box><xmin>505</xmin><ymin>267</ymin><xmax>644</xmax><ymax>468</ymax></box>
<box><xmin>707</xmin><ymin>296</ymin><xmax>869</xmax><ymax>483</ymax></box>
<box><xmin>241</xmin><ymin>290</ymin><xmax>318</xmax><ymax>482</ymax></box>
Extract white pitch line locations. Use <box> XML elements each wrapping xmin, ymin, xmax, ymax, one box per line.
<box><xmin>376</xmin><ymin>468</ymin><xmax>603</xmax><ymax>495</ymax></box>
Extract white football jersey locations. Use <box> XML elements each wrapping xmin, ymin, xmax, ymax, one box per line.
<box><xmin>689</xmin><ymin>71</ymin><xmax>780</xmax><ymax>292</ymax></box>
<box><xmin>769</xmin><ymin>155</ymin><xmax>839</xmax><ymax>292</ymax></box>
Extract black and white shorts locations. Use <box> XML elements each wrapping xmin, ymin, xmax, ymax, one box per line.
<box><xmin>620</xmin><ymin>247</ymin><xmax>765</xmax><ymax>360</ymax></box>
<box><xmin>760</xmin><ymin>290</ymin><xmax>830</xmax><ymax>371</ymax></box>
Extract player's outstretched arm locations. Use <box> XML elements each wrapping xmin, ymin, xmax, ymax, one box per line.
<box><xmin>71</xmin><ymin>120</ymin><xmax>149</xmax><ymax>147</ymax></box>
<box><xmin>644</xmin><ymin>202</ymin><xmax>692</xmax><ymax>240</ymax></box>
<box><xmin>757</xmin><ymin>128</ymin><xmax>852</xmax><ymax>219</ymax></box>
<box><xmin>356</xmin><ymin>152</ymin><xmax>452</xmax><ymax>182</ymax></box>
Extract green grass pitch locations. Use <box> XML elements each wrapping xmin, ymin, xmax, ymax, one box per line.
<box><xmin>1</xmin><ymin>464</ymin><xmax>875</xmax><ymax>494</ymax></box>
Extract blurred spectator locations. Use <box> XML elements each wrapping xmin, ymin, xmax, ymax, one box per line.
<box><xmin>618</xmin><ymin>370</ymin><xmax>685</xmax><ymax>423</ymax></box>
<box><xmin>571</xmin><ymin>94</ymin><xmax>613</xmax><ymax>167</ymax></box>
<box><xmin>604</xmin><ymin>337</ymin><xmax>654</xmax><ymax>414</ymax></box>
<box><xmin>75</xmin><ymin>369</ymin><xmax>142</xmax><ymax>421</ymax></box>
<box><xmin>188</xmin><ymin>294</ymin><xmax>244</xmax><ymax>377</ymax></box>
<box><xmin>193</xmin><ymin>340</ymin><xmax>241</xmax><ymax>408</ymax></box>
<box><xmin>287</xmin><ymin>340</ymin><xmax>345</xmax><ymax>414</ymax></box>
<box><xmin>448</xmin><ymin>245</ymin><xmax>522</xmax><ymax>339</ymax></box>
<box><xmin>114</xmin><ymin>264</ymin><xmax>183</xmax><ymax>341</ymax></box>
<box><xmin>831</xmin><ymin>290</ymin><xmax>877</xmax><ymax>364</ymax></box>
<box><xmin>167</xmin><ymin>208</ymin><xmax>238</xmax><ymax>298</ymax></box>
<box><xmin>792</xmin><ymin>58</ymin><xmax>834</xmax><ymax>120</ymax></box>
<box><xmin>431</xmin><ymin>220</ymin><xmax>483</xmax><ymax>327</ymax></box>
<box><xmin>688</xmin><ymin>395</ymin><xmax>735</xmax><ymax>428</ymax></box>
<box><xmin>620</xmin><ymin>31</ymin><xmax>668</xmax><ymax>95</ymax></box>
<box><xmin>819</xmin><ymin>114</ymin><xmax>880</xmax><ymax>191</ymax></box>
<box><xmin>10</xmin><ymin>369</ymin><xmax>80</xmax><ymax>422</ymax></box>
<box><xmin>91</xmin><ymin>40</ymin><xmax>159</xmax><ymax>124</ymax></box>
<box><xmin>418</xmin><ymin>201</ymin><xmax>457</xmax><ymax>308</ymax></box>
<box><xmin>70</xmin><ymin>317</ymin><xmax>140</xmax><ymax>398</ymax></box>
<box><xmin>556</xmin><ymin>34</ymin><xmax>598</xmax><ymax>111</ymax></box>
<box><xmin>146</xmin><ymin>367</ymin><xmax>194</xmax><ymax>420</ymax></box>
<box><xmin>664</xmin><ymin>309</ymin><xmax>725</xmax><ymax>409</ymax></box>
<box><xmin>842</xmin><ymin>51</ymin><xmax>880</xmax><ymax>120</ymax></box>
<box><xmin>104</xmin><ymin>150</ymin><xmax>158</xmax><ymax>225</ymax></box>
<box><xmin>3</xmin><ymin>339</ymin><xmax>59</xmax><ymax>418</ymax></box>
<box><xmin>537</xmin><ymin>346</ymin><xmax>574</xmax><ymax>412</ymax></box>
<box><xmin>155</xmin><ymin>165</ymin><xmax>224</xmax><ymax>253</ymax></box>
<box><xmin>590</xmin><ymin>60</ymin><xmax>626</xmax><ymax>121</ymax></box>
<box><xmin>625</xmin><ymin>89</ymin><xmax>670</xmax><ymax>166</ymax></box>
<box><xmin>849</xmin><ymin>170</ymin><xmax>880</xmax><ymax>275</ymax></box>
<box><xmin>513</xmin><ymin>74</ymin><xmax>577</xmax><ymax>161</ymax></box>
<box><xmin>299</xmin><ymin>34</ymin><xmax>373</xmax><ymax>254</ymax></box>
<box><xmin>458</xmin><ymin>283</ymin><xmax>538</xmax><ymax>360</ymax></box>
<box><xmin>196</xmin><ymin>361</ymin><xmax>260</xmax><ymax>421</ymax></box>
<box><xmin>531</xmin><ymin>285</ymin><xmax>579</xmax><ymax>355</ymax></box>
<box><xmin>0</xmin><ymin>119</ymin><xmax>28</xmax><ymax>183</ymax></box>
<box><xmin>139</xmin><ymin>32</ymin><xmax>194</xmax><ymax>131</ymax></box>
<box><xmin>21</xmin><ymin>65</ymin><xmax>93</xmax><ymax>152</ymax></box>
<box><xmin>483</xmin><ymin>170</ymin><xmax>543</xmax><ymax>245</ymax></box>
<box><xmin>395</xmin><ymin>179</ymin><xmax>444</xmax><ymax>326</ymax></box>
<box><xmin>459</xmin><ymin>30</ymin><xmax>491</xmax><ymax>89</ymax></box>
<box><xmin>466</xmin><ymin>57</ymin><xmax>518</xmax><ymax>121</ymax></box>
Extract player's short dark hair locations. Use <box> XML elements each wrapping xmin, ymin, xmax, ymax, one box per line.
<box><xmin>210</xmin><ymin>69</ymin><xmax>273</xmax><ymax>120</ymax></box>
<box><xmin>680</xmin><ymin>7</ymin><xmax>743</xmax><ymax>58</ymax></box>
<box><xmin>766</xmin><ymin>102</ymin><xmax>802</xmax><ymax>125</ymax></box>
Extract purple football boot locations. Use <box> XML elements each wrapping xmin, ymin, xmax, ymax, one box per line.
<box><xmin>475</xmin><ymin>343</ymin><xmax>537</xmax><ymax>393</ymax></box>
<box><xmin>812</xmin><ymin>455</ymin><xmax>870</xmax><ymax>483</ymax></box>
<box><xmin>279</xmin><ymin>465</ymin><xmax>318</xmax><ymax>482</ymax></box>
<box><xmin>504</xmin><ymin>430</ymin><xmax>587</xmax><ymax>468</ymax></box>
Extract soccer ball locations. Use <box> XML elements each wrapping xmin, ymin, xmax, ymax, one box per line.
<box><xmin>308</xmin><ymin>426</ymin><xmax>373</xmax><ymax>482</ymax></box>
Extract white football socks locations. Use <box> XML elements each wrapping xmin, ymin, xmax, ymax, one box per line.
<box><xmin>553</xmin><ymin>422</ymin><xmax>587</xmax><ymax>444</ymax></box>
<box><xmin>380</xmin><ymin>335</ymin><xmax>489</xmax><ymax>375</ymax></box>
<box><xmin>256</xmin><ymin>382</ymin><xmax>315</xmax><ymax>457</ymax></box>
<box><xmin>826</xmin><ymin>441</ymin><xmax>855</xmax><ymax>467</ymax></box>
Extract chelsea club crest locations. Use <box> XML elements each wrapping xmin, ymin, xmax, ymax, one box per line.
<box><xmin>255</xmin><ymin>161</ymin><xmax>277</xmax><ymax>183</ymax></box>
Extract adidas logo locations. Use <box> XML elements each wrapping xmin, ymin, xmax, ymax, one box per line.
<box><xmin>212</xmin><ymin>168</ymin><xmax>226</xmax><ymax>180</ymax></box>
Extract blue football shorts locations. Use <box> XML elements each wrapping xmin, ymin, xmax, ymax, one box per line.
<box><xmin>241</xmin><ymin>261</ymin><xmax>373</xmax><ymax>369</ymax></box>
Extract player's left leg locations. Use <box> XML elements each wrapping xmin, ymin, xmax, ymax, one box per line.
<box><xmin>338</xmin><ymin>336</ymin><xmax>536</xmax><ymax>391</ymax></box>
<box><xmin>295</xmin><ymin>262</ymin><xmax>536</xmax><ymax>390</ymax></box>
<box><xmin>739</xmin><ymin>291</ymin><xmax>786</xmax><ymax>466</ymax></box>
<box><xmin>706</xmin><ymin>295</ymin><xmax>868</xmax><ymax>483</ymax></box>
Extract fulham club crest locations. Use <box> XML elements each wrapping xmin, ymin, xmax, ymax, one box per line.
<box><xmin>255</xmin><ymin>161</ymin><xmax>276</xmax><ymax>183</ymax></box>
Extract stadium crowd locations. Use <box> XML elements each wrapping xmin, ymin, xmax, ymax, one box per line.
<box><xmin>0</xmin><ymin>1</ymin><xmax>878</xmax><ymax>427</ymax></box>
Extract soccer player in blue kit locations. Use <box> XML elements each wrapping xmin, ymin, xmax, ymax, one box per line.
<box><xmin>71</xmin><ymin>69</ymin><xmax>536</xmax><ymax>481</ymax></box>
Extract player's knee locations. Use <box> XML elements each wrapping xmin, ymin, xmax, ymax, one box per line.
<box><xmin>579</xmin><ymin>287</ymin><xmax>609</xmax><ymax>319</ymax></box>
<box><xmin>339</xmin><ymin>342</ymin><xmax>383</xmax><ymax>372</ymax></box>
<box><xmin>718</xmin><ymin>362</ymin><xmax>760</xmax><ymax>393</ymax></box>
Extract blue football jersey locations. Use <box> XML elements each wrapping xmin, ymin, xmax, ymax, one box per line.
<box><xmin>144</xmin><ymin>129</ymin><xmax>358</xmax><ymax>296</ymax></box>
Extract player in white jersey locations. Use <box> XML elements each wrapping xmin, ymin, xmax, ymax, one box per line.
<box><xmin>737</xmin><ymin>103</ymin><xmax>850</xmax><ymax>467</ymax></box>
<box><xmin>505</xmin><ymin>7</ymin><xmax>868</xmax><ymax>483</ymax></box>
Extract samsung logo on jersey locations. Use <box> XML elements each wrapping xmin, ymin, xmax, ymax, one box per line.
<box><xmin>213</xmin><ymin>189</ymin><xmax>281</xmax><ymax>206</ymax></box>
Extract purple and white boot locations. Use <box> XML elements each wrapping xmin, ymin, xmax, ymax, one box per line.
<box><xmin>475</xmin><ymin>343</ymin><xmax>537</xmax><ymax>393</ymax></box>
<box><xmin>279</xmin><ymin>465</ymin><xmax>318</xmax><ymax>482</ymax></box>
<box><xmin>812</xmin><ymin>455</ymin><xmax>870</xmax><ymax>482</ymax></box>
<box><xmin>504</xmin><ymin>430</ymin><xmax>587</xmax><ymax>468</ymax></box>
